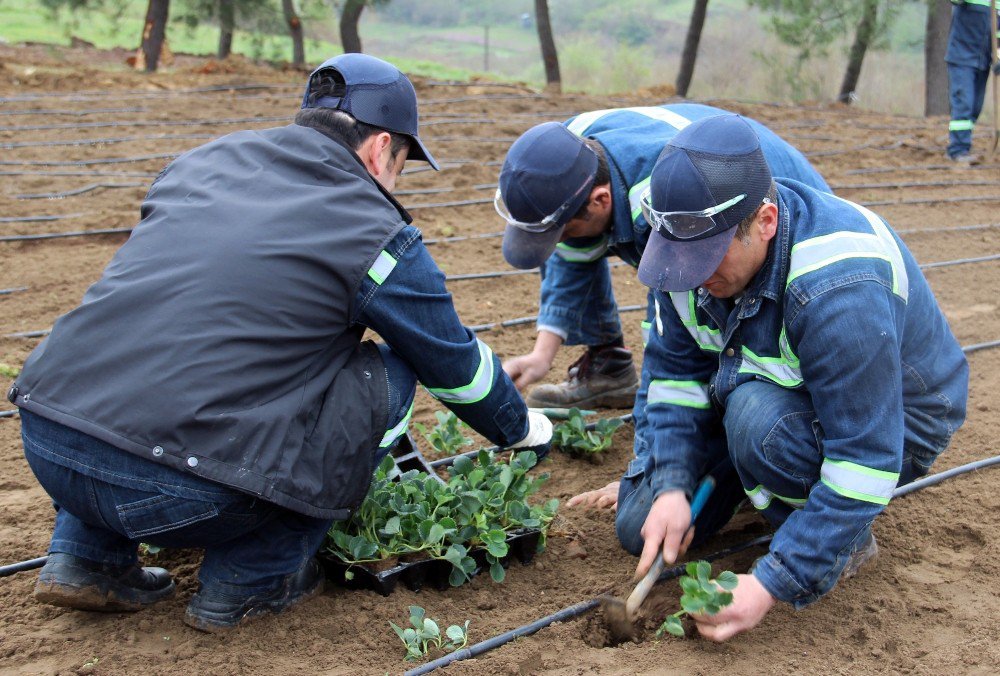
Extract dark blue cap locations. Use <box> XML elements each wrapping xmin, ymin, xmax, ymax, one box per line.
<box><xmin>302</xmin><ymin>54</ymin><xmax>438</xmax><ymax>170</ymax></box>
<box><xmin>637</xmin><ymin>114</ymin><xmax>772</xmax><ymax>292</ymax></box>
<box><xmin>498</xmin><ymin>122</ymin><xmax>598</xmax><ymax>269</ymax></box>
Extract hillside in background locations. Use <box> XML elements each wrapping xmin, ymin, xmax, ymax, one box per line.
<box><xmin>0</xmin><ymin>0</ymin><xmax>936</xmax><ymax>115</ymax></box>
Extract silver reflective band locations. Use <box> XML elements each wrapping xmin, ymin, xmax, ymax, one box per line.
<box><xmin>493</xmin><ymin>181</ymin><xmax>590</xmax><ymax>233</ymax></box>
<box><xmin>639</xmin><ymin>188</ymin><xmax>747</xmax><ymax>240</ymax></box>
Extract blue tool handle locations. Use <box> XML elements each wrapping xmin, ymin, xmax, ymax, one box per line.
<box><xmin>689</xmin><ymin>475</ymin><xmax>717</xmax><ymax>521</ymax></box>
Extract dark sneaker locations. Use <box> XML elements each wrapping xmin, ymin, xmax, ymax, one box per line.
<box><xmin>527</xmin><ymin>346</ymin><xmax>639</xmax><ymax>409</ymax></box>
<box><xmin>840</xmin><ymin>532</ymin><xmax>878</xmax><ymax>580</ymax></box>
<box><xmin>34</xmin><ymin>552</ymin><xmax>175</xmax><ymax>612</ymax></box>
<box><xmin>184</xmin><ymin>558</ymin><xmax>325</xmax><ymax>633</ymax></box>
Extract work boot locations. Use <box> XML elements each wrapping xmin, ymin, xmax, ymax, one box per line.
<box><xmin>34</xmin><ymin>552</ymin><xmax>175</xmax><ymax>612</ymax></box>
<box><xmin>527</xmin><ymin>346</ymin><xmax>639</xmax><ymax>409</ymax></box>
<box><xmin>947</xmin><ymin>152</ymin><xmax>981</xmax><ymax>166</ymax></box>
<box><xmin>840</xmin><ymin>532</ymin><xmax>878</xmax><ymax>580</ymax></box>
<box><xmin>184</xmin><ymin>558</ymin><xmax>325</xmax><ymax>633</ymax></box>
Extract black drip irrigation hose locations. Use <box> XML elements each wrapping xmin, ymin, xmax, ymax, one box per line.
<box><xmin>0</xmin><ymin>115</ymin><xmax>290</xmax><ymax>133</ymax></box>
<box><xmin>833</xmin><ymin>180</ymin><xmax>1000</xmax><ymax>191</ymax></box>
<box><xmin>0</xmin><ymin>213</ymin><xmax>88</xmax><ymax>224</ymax></box>
<box><xmin>922</xmin><ymin>253</ymin><xmax>1000</xmax><ymax>270</ymax></box>
<box><xmin>16</xmin><ymin>183</ymin><xmax>144</xmax><ymax>200</ymax></box>
<box><xmin>466</xmin><ymin>304</ymin><xmax>645</xmax><ymax>334</ymax></box>
<box><xmin>0</xmin><ymin>83</ymin><xmax>296</xmax><ymax>104</ymax></box>
<box><xmin>0</xmin><ymin>286</ymin><xmax>29</xmax><ymax>295</ymax></box>
<box><xmin>0</xmin><ymin>170</ymin><xmax>158</xmax><ymax>179</ymax></box>
<box><xmin>0</xmin><ymin>106</ymin><xmax>148</xmax><ymax>117</ymax></box>
<box><xmin>897</xmin><ymin>222</ymin><xmax>1000</xmax><ymax>235</ymax></box>
<box><xmin>0</xmin><ymin>153</ymin><xmax>180</xmax><ymax>168</ymax></box>
<box><xmin>0</xmin><ymin>557</ymin><xmax>48</xmax><ymax>578</ymax></box>
<box><xmin>405</xmin><ymin>453</ymin><xmax>1000</xmax><ymax>675</ymax></box>
<box><xmin>846</xmin><ymin>163</ymin><xmax>1000</xmax><ymax>175</ymax></box>
<box><xmin>446</xmin><ymin>261</ymin><xmax>628</xmax><ymax>282</ymax></box>
<box><xmin>1</xmin><ymin>133</ymin><xmax>216</xmax><ymax>150</ymax></box>
<box><xmin>0</xmin><ymin>228</ymin><xmax>132</xmax><ymax>244</ymax></box>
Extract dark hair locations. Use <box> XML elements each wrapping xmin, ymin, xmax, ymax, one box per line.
<box><xmin>736</xmin><ymin>181</ymin><xmax>778</xmax><ymax>240</ymax></box>
<box><xmin>295</xmin><ymin>69</ymin><xmax>409</xmax><ymax>159</ymax></box>
<box><xmin>569</xmin><ymin>138</ymin><xmax>611</xmax><ymax>221</ymax></box>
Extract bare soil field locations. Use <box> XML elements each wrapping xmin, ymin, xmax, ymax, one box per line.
<box><xmin>1</xmin><ymin>43</ymin><xmax>999</xmax><ymax>675</ymax></box>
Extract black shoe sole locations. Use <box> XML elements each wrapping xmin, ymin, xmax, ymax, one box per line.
<box><xmin>183</xmin><ymin>575</ymin><xmax>325</xmax><ymax>634</ymax></box>
<box><xmin>35</xmin><ymin>578</ymin><xmax>176</xmax><ymax>612</ymax></box>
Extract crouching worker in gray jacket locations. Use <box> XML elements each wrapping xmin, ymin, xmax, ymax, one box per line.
<box><xmin>9</xmin><ymin>54</ymin><xmax>551</xmax><ymax>633</ymax></box>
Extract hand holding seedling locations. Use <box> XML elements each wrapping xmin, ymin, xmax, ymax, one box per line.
<box><xmin>635</xmin><ymin>490</ymin><xmax>694</xmax><ymax>579</ymax></box>
<box><xmin>687</xmin><ymin>573</ymin><xmax>775</xmax><ymax>642</ymax></box>
<box><xmin>656</xmin><ymin>561</ymin><xmax>738</xmax><ymax>638</ymax></box>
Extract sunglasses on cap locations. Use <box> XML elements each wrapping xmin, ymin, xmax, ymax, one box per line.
<box><xmin>639</xmin><ymin>187</ymin><xmax>747</xmax><ymax>240</ymax></box>
<box><xmin>493</xmin><ymin>179</ymin><xmax>592</xmax><ymax>234</ymax></box>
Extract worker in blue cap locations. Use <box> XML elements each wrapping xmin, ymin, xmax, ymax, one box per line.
<box><xmin>578</xmin><ymin>114</ymin><xmax>968</xmax><ymax>641</ymax></box>
<box><xmin>495</xmin><ymin>105</ymin><xmax>830</xmax><ymax>413</ymax></box>
<box><xmin>10</xmin><ymin>53</ymin><xmax>551</xmax><ymax>632</ymax></box>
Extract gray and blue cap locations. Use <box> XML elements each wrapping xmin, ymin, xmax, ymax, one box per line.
<box><xmin>637</xmin><ymin>114</ymin><xmax>772</xmax><ymax>292</ymax></box>
<box><xmin>302</xmin><ymin>53</ymin><xmax>438</xmax><ymax>170</ymax></box>
<box><xmin>496</xmin><ymin>122</ymin><xmax>598</xmax><ymax>269</ymax></box>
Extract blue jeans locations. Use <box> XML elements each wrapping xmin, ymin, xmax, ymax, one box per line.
<box><xmin>616</xmin><ymin>380</ymin><xmax>933</xmax><ymax>555</ymax></box>
<box><xmin>20</xmin><ymin>344</ymin><xmax>416</xmax><ymax>595</ymax></box>
<box><xmin>947</xmin><ymin>63</ymin><xmax>989</xmax><ymax>157</ymax></box>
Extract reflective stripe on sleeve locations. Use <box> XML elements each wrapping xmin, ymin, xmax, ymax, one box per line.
<box><xmin>565</xmin><ymin>106</ymin><xmax>692</xmax><ymax>137</ymax></box>
<box><xmin>669</xmin><ymin>291</ymin><xmax>723</xmax><ymax>352</ymax></box>
<box><xmin>820</xmin><ymin>458</ymin><xmax>899</xmax><ymax>505</ymax></box>
<box><xmin>745</xmin><ymin>485</ymin><xmax>807</xmax><ymax>511</ymax></box>
<box><xmin>949</xmin><ymin>119</ymin><xmax>974</xmax><ymax>131</ymax></box>
<box><xmin>628</xmin><ymin>176</ymin><xmax>651</xmax><ymax>223</ymax></box>
<box><xmin>739</xmin><ymin>345</ymin><xmax>803</xmax><ymax>387</ymax></box>
<box><xmin>648</xmin><ymin>379</ymin><xmax>711</xmax><ymax>409</ymax></box>
<box><xmin>641</xmin><ymin>320</ymin><xmax>651</xmax><ymax>347</ymax></box>
<box><xmin>555</xmin><ymin>236</ymin><xmax>609</xmax><ymax>262</ymax></box>
<box><xmin>379</xmin><ymin>401</ymin><xmax>414</xmax><ymax>448</ymax></box>
<box><xmin>367</xmin><ymin>250</ymin><xmax>398</xmax><ymax>285</ymax></box>
<box><xmin>425</xmin><ymin>338</ymin><xmax>495</xmax><ymax>404</ymax></box>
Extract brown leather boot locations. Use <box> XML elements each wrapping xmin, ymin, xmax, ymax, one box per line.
<box><xmin>526</xmin><ymin>346</ymin><xmax>639</xmax><ymax>409</ymax></box>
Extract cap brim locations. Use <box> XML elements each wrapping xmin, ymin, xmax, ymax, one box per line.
<box><xmin>502</xmin><ymin>223</ymin><xmax>565</xmax><ymax>270</ymax></box>
<box><xmin>637</xmin><ymin>226</ymin><xmax>737</xmax><ymax>292</ymax></box>
<box><xmin>407</xmin><ymin>135</ymin><xmax>439</xmax><ymax>171</ymax></box>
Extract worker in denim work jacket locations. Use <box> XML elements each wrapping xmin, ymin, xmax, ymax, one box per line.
<box><xmin>573</xmin><ymin>114</ymin><xmax>968</xmax><ymax>641</ymax></box>
<box><xmin>496</xmin><ymin>104</ymin><xmax>830</xmax><ymax>413</ymax></box>
<box><xmin>945</xmin><ymin>0</ymin><xmax>1000</xmax><ymax>163</ymax></box>
<box><xmin>9</xmin><ymin>54</ymin><xmax>551</xmax><ymax>633</ymax></box>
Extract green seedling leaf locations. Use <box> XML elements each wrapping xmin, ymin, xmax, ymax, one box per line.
<box><xmin>489</xmin><ymin>560</ymin><xmax>505</xmax><ymax>583</ymax></box>
<box><xmin>716</xmin><ymin>570</ymin><xmax>739</xmax><ymax>591</ymax></box>
<box><xmin>659</xmin><ymin>560</ymin><xmax>738</xmax><ymax>638</ymax></box>
<box><xmin>656</xmin><ymin>615</ymin><xmax>686</xmax><ymax>638</ymax></box>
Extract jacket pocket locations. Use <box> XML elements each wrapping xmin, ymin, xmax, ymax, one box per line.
<box><xmin>116</xmin><ymin>492</ymin><xmax>219</xmax><ymax>539</ymax></box>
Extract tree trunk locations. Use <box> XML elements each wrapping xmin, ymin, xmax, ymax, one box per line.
<box><xmin>924</xmin><ymin>0</ymin><xmax>952</xmax><ymax>116</ymax></box>
<box><xmin>282</xmin><ymin>0</ymin><xmax>305</xmax><ymax>66</ymax></box>
<box><xmin>837</xmin><ymin>0</ymin><xmax>878</xmax><ymax>104</ymax></box>
<box><xmin>676</xmin><ymin>0</ymin><xmax>710</xmax><ymax>98</ymax></box>
<box><xmin>340</xmin><ymin>0</ymin><xmax>365</xmax><ymax>54</ymax></box>
<box><xmin>534</xmin><ymin>0</ymin><xmax>561</xmax><ymax>93</ymax></box>
<box><xmin>140</xmin><ymin>0</ymin><xmax>170</xmax><ymax>73</ymax></box>
<box><xmin>217</xmin><ymin>0</ymin><xmax>234</xmax><ymax>60</ymax></box>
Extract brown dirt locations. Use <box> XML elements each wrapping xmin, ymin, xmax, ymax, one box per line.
<box><xmin>2</xmin><ymin>42</ymin><xmax>1000</xmax><ymax>676</ymax></box>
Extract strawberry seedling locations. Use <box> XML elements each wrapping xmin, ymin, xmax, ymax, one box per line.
<box><xmin>656</xmin><ymin>560</ymin><xmax>738</xmax><ymax>638</ymax></box>
<box><xmin>414</xmin><ymin>410</ymin><xmax>475</xmax><ymax>455</ymax></box>
<box><xmin>389</xmin><ymin>605</ymin><xmax>470</xmax><ymax>661</ymax></box>
<box><xmin>552</xmin><ymin>408</ymin><xmax>623</xmax><ymax>457</ymax></box>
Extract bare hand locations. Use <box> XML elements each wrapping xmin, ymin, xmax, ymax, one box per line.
<box><xmin>502</xmin><ymin>352</ymin><xmax>553</xmax><ymax>390</ymax></box>
<box><xmin>634</xmin><ymin>490</ymin><xmax>693</xmax><ymax>580</ymax></box>
<box><xmin>566</xmin><ymin>481</ymin><xmax>620</xmax><ymax>510</ymax></box>
<box><xmin>692</xmin><ymin>574</ymin><xmax>776</xmax><ymax>642</ymax></box>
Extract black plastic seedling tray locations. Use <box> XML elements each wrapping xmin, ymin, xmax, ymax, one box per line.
<box><xmin>319</xmin><ymin>528</ymin><xmax>542</xmax><ymax>596</ymax></box>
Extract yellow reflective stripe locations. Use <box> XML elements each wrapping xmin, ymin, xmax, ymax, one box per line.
<box><xmin>669</xmin><ymin>291</ymin><xmax>723</xmax><ymax>352</ymax></box>
<box><xmin>379</xmin><ymin>401</ymin><xmax>414</xmax><ymax>448</ymax></box>
<box><xmin>648</xmin><ymin>379</ymin><xmax>710</xmax><ymax>409</ymax></box>
<box><xmin>738</xmin><ymin>345</ymin><xmax>803</xmax><ymax>387</ymax></box>
<box><xmin>565</xmin><ymin>106</ymin><xmax>692</xmax><ymax>137</ymax></box>
<box><xmin>821</xmin><ymin>458</ymin><xmax>899</xmax><ymax>505</ymax></box>
<box><xmin>367</xmin><ymin>250</ymin><xmax>398</xmax><ymax>285</ymax></box>
<box><xmin>425</xmin><ymin>339</ymin><xmax>495</xmax><ymax>404</ymax></box>
<box><xmin>745</xmin><ymin>485</ymin><xmax>807</xmax><ymax>510</ymax></box>
<box><xmin>555</xmin><ymin>236</ymin><xmax>609</xmax><ymax>262</ymax></box>
<box><xmin>949</xmin><ymin>120</ymin><xmax>974</xmax><ymax>131</ymax></box>
<box><xmin>640</xmin><ymin>320</ymin><xmax>651</xmax><ymax>347</ymax></box>
<box><xmin>629</xmin><ymin>176</ymin><xmax>651</xmax><ymax>222</ymax></box>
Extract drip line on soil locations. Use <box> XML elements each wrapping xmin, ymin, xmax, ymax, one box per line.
<box><xmin>0</xmin><ymin>115</ymin><xmax>290</xmax><ymax>133</ymax></box>
<box><xmin>15</xmin><ymin>183</ymin><xmax>145</xmax><ymax>200</ymax></box>
<box><xmin>896</xmin><ymin>222</ymin><xmax>1000</xmax><ymax>235</ymax></box>
<box><xmin>0</xmin><ymin>106</ymin><xmax>148</xmax><ymax>117</ymax></box>
<box><xmin>0</xmin><ymin>286</ymin><xmax>29</xmax><ymax>296</ymax></box>
<box><xmin>0</xmin><ymin>153</ymin><xmax>180</xmax><ymax>167</ymax></box>
<box><xmin>446</xmin><ymin>261</ymin><xmax>629</xmax><ymax>282</ymax></box>
<box><xmin>845</xmin><ymin>163</ymin><xmax>1000</xmax><ymax>175</ymax></box>
<box><xmin>405</xmin><ymin>453</ymin><xmax>1000</xmax><ymax>675</ymax></box>
<box><xmin>832</xmin><ymin>180</ymin><xmax>1000</xmax><ymax>191</ymax></box>
<box><xmin>0</xmin><ymin>170</ymin><xmax>159</xmax><ymax>179</ymax></box>
<box><xmin>0</xmin><ymin>213</ymin><xmax>87</xmax><ymax>224</ymax></box>
<box><xmin>0</xmin><ymin>83</ymin><xmax>296</xmax><ymax>104</ymax></box>
<box><xmin>1</xmin><ymin>133</ymin><xmax>217</xmax><ymax>150</ymax></box>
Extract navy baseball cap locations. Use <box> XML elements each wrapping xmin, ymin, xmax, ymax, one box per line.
<box><xmin>637</xmin><ymin>114</ymin><xmax>772</xmax><ymax>292</ymax></box>
<box><xmin>497</xmin><ymin>122</ymin><xmax>598</xmax><ymax>269</ymax></box>
<box><xmin>302</xmin><ymin>53</ymin><xmax>438</xmax><ymax>170</ymax></box>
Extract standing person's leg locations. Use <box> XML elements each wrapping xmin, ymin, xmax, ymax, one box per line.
<box><xmin>528</xmin><ymin>259</ymin><xmax>638</xmax><ymax>409</ymax></box>
<box><xmin>947</xmin><ymin>64</ymin><xmax>977</xmax><ymax>159</ymax></box>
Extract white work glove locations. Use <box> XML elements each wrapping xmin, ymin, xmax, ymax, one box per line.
<box><xmin>508</xmin><ymin>410</ymin><xmax>553</xmax><ymax>458</ymax></box>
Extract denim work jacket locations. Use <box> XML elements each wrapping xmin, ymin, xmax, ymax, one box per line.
<box><xmin>641</xmin><ymin>178</ymin><xmax>969</xmax><ymax>606</ymax></box>
<box><xmin>536</xmin><ymin>104</ymin><xmax>831</xmax><ymax>341</ymax></box>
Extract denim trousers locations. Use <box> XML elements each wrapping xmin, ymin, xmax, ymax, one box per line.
<box><xmin>947</xmin><ymin>63</ymin><xmax>989</xmax><ymax>157</ymax></box>
<box><xmin>21</xmin><ymin>343</ymin><xmax>416</xmax><ymax>595</ymax></box>
<box><xmin>616</xmin><ymin>380</ymin><xmax>932</xmax><ymax>556</ymax></box>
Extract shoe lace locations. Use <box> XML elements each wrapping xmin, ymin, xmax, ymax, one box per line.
<box><xmin>566</xmin><ymin>350</ymin><xmax>594</xmax><ymax>382</ymax></box>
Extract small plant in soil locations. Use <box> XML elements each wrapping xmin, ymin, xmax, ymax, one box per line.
<box><xmin>656</xmin><ymin>561</ymin><xmax>738</xmax><ymax>638</ymax></box>
<box><xmin>325</xmin><ymin>449</ymin><xmax>558</xmax><ymax>586</ymax></box>
<box><xmin>414</xmin><ymin>410</ymin><xmax>475</xmax><ymax>455</ymax></box>
<box><xmin>390</xmin><ymin>605</ymin><xmax>469</xmax><ymax>661</ymax></box>
<box><xmin>552</xmin><ymin>408</ymin><xmax>623</xmax><ymax>457</ymax></box>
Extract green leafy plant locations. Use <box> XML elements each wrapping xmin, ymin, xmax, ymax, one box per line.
<box><xmin>0</xmin><ymin>363</ymin><xmax>19</xmax><ymax>379</ymax></box>
<box><xmin>325</xmin><ymin>450</ymin><xmax>558</xmax><ymax>587</ymax></box>
<box><xmin>656</xmin><ymin>561</ymin><xmax>738</xmax><ymax>638</ymax></box>
<box><xmin>414</xmin><ymin>410</ymin><xmax>475</xmax><ymax>455</ymax></box>
<box><xmin>551</xmin><ymin>408</ymin><xmax>623</xmax><ymax>456</ymax></box>
<box><xmin>389</xmin><ymin>605</ymin><xmax>470</xmax><ymax>661</ymax></box>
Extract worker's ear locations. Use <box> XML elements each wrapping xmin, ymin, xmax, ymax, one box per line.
<box><xmin>757</xmin><ymin>198</ymin><xmax>778</xmax><ymax>242</ymax></box>
<box><xmin>360</xmin><ymin>131</ymin><xmax>394</xmax><ymax>179</ymax></box>
<box><xmin>589</xmin><ymin>184</ymin><xmax>612</xmax><ymax>212</ymax></box>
